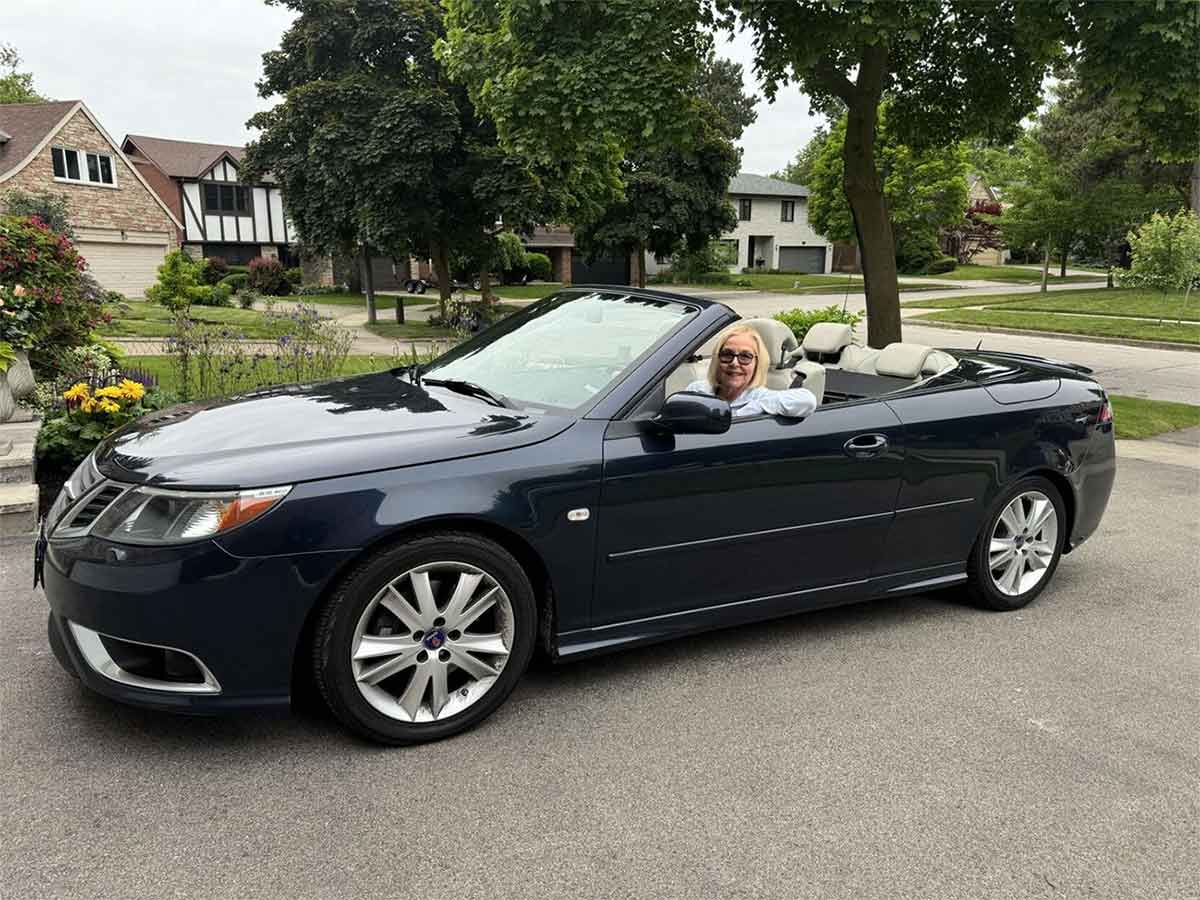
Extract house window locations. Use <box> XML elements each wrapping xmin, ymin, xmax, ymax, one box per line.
<box><xmin>738</xmin><ymin>198</ymin><xmax>752</xmax><ymax>221</ymax></box>
<box><xmin>781</xmin><ymin>200</ymin><xmax>795</xmax><ymax>222</ymax></box>
<box><xmin>203</xmin><ymin>183</ymin><xmax>251</xmax><ymax>217</ymax></box>
<box><xmin>51</xmin><ymin>146</ymin><xmax>115</xmax><ymax>185</ymax></box>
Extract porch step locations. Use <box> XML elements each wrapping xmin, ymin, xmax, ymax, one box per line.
<box><xmin>0</xmin><ymin>442</ymin><xmax>35</xmax><ymax>484</ymax></box>
<box><xmin>0</xmin><ymin>482</ymin><xmax>38</xmax><ymax>537</ymax></box>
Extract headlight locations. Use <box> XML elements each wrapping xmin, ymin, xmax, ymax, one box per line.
<box><xmin>89</xmin><ymin>485</ymin><xmax>292</xmax><ymax>545</ymax></box>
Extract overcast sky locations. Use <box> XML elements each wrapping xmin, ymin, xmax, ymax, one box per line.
<box><xmin>4</xmin><ymin>0</ymin><xmax>824</xmax><ymax>176</ymax></box>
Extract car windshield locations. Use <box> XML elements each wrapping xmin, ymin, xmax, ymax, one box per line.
<box><xmin>420</xmin><ymin>290</ymin><xmax>697</xmax><ymax>411</ymax></box>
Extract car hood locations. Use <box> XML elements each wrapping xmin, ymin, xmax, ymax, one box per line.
<box><xmin>94</xmin><ymin>371</ymin><xmax>570</xmax><ymax>490</ymax></box>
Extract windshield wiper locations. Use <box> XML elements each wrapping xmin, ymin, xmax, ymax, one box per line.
<box><xmin>421</xmin><ymin>378</ymin><xmax>512</xmax><ymax>409</ymax></box>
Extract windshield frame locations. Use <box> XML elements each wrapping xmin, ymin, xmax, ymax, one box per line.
<box><xmin>419</xmin><ymin>289</ymin><xmax>703</xmax><ymax>416</ymax></box>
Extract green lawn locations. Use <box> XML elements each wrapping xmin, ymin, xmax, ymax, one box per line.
<box><xmin>463</xmin><ymin>282</ymin><xmax>563</xmax><ymax>300</ymax></box>
<box><xmin>915</xmin><ymin>264</ymin><xmax>1105</xmax><ymax>284</ymax></box>
<box><xmin>905</xmin><ymin>288</ymin><xmax>1198</xmax><ymax>321</ymax></box>
<box><xmin>1111</xmin><ymin>395</ymin><xmax>1200</xmax><ymax>440</ymax></box>
<box><xmin>649</xmin><ymin>272</ymin><xmax>957</xmax><ymax>295</ymax></box>
<box><xmin>914</xmin><ymin>307</ymin><xmax>1200</xmax><ymax>345</ymax></box>
<box><xmin>98</xmin><ymin>301</ymin><xmax>286</xmax><ymax>338</ymax></box>
<box><xmin>364</xmin><ymin>321</ymin><xmax>456</xmax><ymax>339</ymax></box>
<box><xmin>289</xmin><ymin>292</ymin><xmax>435</xmax><ymax>308</ymax></box>
<box><xmin>119</xmin><ymin>354</ymin><xmax>430</xmax><ymax>396</ymax></box>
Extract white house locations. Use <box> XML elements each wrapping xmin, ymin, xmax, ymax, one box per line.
<box><xmin>645</xmin><ymin>172</ymin><xmax>834</xmax><ymax>276</ymax></box>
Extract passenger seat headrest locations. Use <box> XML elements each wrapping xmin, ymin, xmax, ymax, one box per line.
<box><xmin>740</xmin><ymin>318</ymin><xmax>798</xmax><ymax>367</ymax></box>
<box><xmin>873</xmin><ymin>342</ymin><xmax>935</xmax><ymax>378</ymax></box>
<box><xmin>801</xmin><ymin>322</ymin><xmax>853</xmax><ymax>354</ymax></box>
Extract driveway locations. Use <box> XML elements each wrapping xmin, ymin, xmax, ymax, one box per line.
<box><xmin>1</xmin><ymin>452</ymin><xmax>1196</xmax><ymax>900</ymax></box>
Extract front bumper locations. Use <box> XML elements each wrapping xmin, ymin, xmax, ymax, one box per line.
<box><xmin>42</xmin><ymin>535</ymin><xmax>356</xmax><ymax>712</ymax></box>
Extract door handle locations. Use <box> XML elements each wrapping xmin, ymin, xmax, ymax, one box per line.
<box><xmin>844</xmin><ymin>433</ymin><xmax>889</xmax><ymax>458</ymax></box>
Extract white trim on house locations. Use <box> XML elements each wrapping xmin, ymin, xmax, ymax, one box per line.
<box><xmin>51</xmin><ymin>145</ymin><xmax>118</xmax><ymax>187</ymax></box>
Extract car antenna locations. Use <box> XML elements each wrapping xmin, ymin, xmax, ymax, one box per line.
<box><xmin>409</xmin><ymin>344</ymin><xmax>422</xmax><ymax>386</ymax></box>
<box><xmin>975</xmin><ymin>337</ymin><xmax>984</xmax><ymax>350</ymax></box>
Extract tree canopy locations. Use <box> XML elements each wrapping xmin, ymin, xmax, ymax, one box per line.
<box><xmin>774</xmin><ymin>127</ymin><xmax>829</xmax><ymax>189</ymax></box>
<box><xmin>807</xmin><ymin>108</ymin><xmax>967</xmax><ymax>274</ymax></box>
<box><xmin>0</xmin><ymin>44</ymin><xmax>45</xmax><ymax>105</ymax></box>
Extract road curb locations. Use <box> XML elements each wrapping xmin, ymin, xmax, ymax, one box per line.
<box><xmin>1116</xmin><ymin>439</ymin><xmax>1200</xmax><ymax>470</ymax></box>
<box><xmin>908</xmin><ymin>319</ymin><xmax>1200</xmax><ymax>353</ymax></box>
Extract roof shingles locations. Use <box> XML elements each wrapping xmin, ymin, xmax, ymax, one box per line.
<box><xmin>123</xmin><ymin>134</ymin><xmax>246</xmax><ymax>179</ymax></box>
<box><xmin>729</xmin><ymin>173</ymin><xmax>810</xmax><ymax>198</ymax></box>
<box><xmin>0</xmin><ymin>101</ymin><xmax>80</xmax><ymax>178</ymax></box>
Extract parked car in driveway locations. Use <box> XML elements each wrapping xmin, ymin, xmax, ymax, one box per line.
<box><xmin>39</xmin><ymin>287</ymin><xmax>1116</xmax><ymax>744</ymax></box>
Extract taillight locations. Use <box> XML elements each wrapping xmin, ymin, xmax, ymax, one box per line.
<box><xmin>1098</xmin><ymin>400</ymin><xmax>1113</xmax><ymax>424</ymax></box>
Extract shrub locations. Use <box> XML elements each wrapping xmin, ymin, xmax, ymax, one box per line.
<box><xmin>923</xmin><ymin>256</ymin><xmax>958</xmax><ymax>275</ymax></box>
<box><xmin>193</xmin><ymin>283</ymin><xmax>233</xmax><ymax>307</ymax></box>
<box><xmin>284</xmin><ymin>266</ymin><xmax>302</xmax><ymax>286</ymax></box>
<box><xmin>247</xmin><ymin>256</ymin><xmax>292</xmax><ymax>295</ymax></box>
<box><xmin>226</xmin><ymin>264</ymin><xmax>249</xmax><ymax>276</ymax></box>
<box><xmin>428</xmin><ymin>297</ymin><xmax>509</xmax><ymax>336</ymax></box>
<box><xmin>145</xmin><ymin>250</ymin><xmax>210</xmax><ymax>311</ymax></box>
<box><xmin>197</xmin><ymin>256</ymin><xmax>229</xmax><ymax>285</ymax></box>
<box><xmin>525</xmin><ymin>252</ymin><xmax>552</xmax><ymax>281</ymax></box>
<box><xmin>895</xmin><ymin>230</ymin><xmax>942</xmax><ymax>274</ymax></box>
<box><xmin>1</xmin><ymin>189</ymin><xmax>75</xmax><ymax>239</ymax></box>
<box><xmin>0</xmin><ymin>214</ymin><xmax>98</xmax><ymax>375</ymax></box>
<box><xmin>773</xmin><ymin>305</ymin><xmax>863</xmax><ymax>344</ymax></box>
<box><xmin>219</xmin><ymin>272</ymin><xmax>249</xmax><ymax>291</ymax></box>
<box><xmin>296</xmin><ymin>284</ymin><xmax>344</xmax><ymax>296</ymax></box>
<box><xmin>236</xmin><ymin>289</ymin><xmax>260</xmax><ymax>310</ymax></box>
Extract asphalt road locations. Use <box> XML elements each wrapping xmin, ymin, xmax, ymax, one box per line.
<box><xmin>1</xmin><ymin>456</ymin><xmax>1197</xmax><ymax>900</ymax></box>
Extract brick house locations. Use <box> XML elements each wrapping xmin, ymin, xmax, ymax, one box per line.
<box><xmin>121</xmin><ymin>134</ymin><xmax>297</xmax><ymax>268</ymax></box>
<box><xmin>0</xmin><ymin>101</ymin><xmax>182</xmax><ymax>297</ymax></box>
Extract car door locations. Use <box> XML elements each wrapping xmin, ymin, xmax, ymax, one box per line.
<box><xmin>593</xmin><ymin>400</ymin><xmax>906</xmax><ymax>627</ymax></box>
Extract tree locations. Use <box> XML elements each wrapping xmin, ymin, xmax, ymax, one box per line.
<box><xmin>245</xmin><ymin>0</ymin><xmax>460</xmax><ymax>324</ymax></box>
<box><xmin>720</xmin><ymin>0</ymin><xmax>1071</xmax><ymax>346</ymax></box>
<box><xmin>997</xmin><ymin>135</ymin><xmax>1079</xmax><ymax>291</ymax></box>
<box><xmin>807</xmin><ymin>108</ymin><xmax>968</xmax><ymax>275</ymax></box>
<box><xmin>441</xmin><ymin>0</ymin><xmax>710</xmax><ymax>232</ymax></box>
<box><xmin>573</xmin><ymin>48</ymin><xmax>747</xmax><ymax>288</ymax></box>
<box><xmin>1119</xmin><ymin>211</ymin><xmax>1200</xmax><ymax>325</ymax></box>
<box><xmin>1070</xmin><ymin>0</ymin><xmax>1200</xmax><ymax>212</ymax></box>
<box><xmin>774</xmin><ymin>127</ymin><xmax>828</xmax><ymax>188</ymax></box>
<box><xmin>0</xmin><ymin>44</ymin><xmax>45</xmax><ymax>105</ymax></box>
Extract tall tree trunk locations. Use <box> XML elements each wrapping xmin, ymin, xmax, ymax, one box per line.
<box><xmin>632</xmin><ymin>241</ymin><xmax>646</xmax><ymax>288</ymax></box>
<box><xmin>1059</xmin><ymin>237</ymin><xmax>1068</xmax><ymax>279</ymax></box>
<box><xmin>392</xmin><ymin>258</ymin><xmax>405</xmax><ymax>324</ymax></box>
<box><xmin>843</xmin><ymin>95</ymin><xmax>900</xmax><ymax>348</ymax></box>
<box><xmin>479</xmin><ymin>267</ymin><xmax>495</xmax><ymax>303</ymax></box>
<box><xmin>430</xmin><ymin>239</ymin><xmax>452</xmax><ymax>319</ymax></box>
<box><xmin>361</xmin><ymin>244</ymin><xmax>377</xmax><ymax>325</ymax></box>
<box><xmin>1040</xmin><ymin>238</ymin><xmax>1051</xmax><ymax>293</ymax></box>
<box><xmin>1191</xmin><ymin>158</ymin><xmax>1199</xmax><ymax>213</ymax></box>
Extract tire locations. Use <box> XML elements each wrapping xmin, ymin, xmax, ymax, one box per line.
<box><xmin>964</xmin><ymin>476</ymin><xmax>1066</xmax><ymax>611</ymax></box>
<box><xmin>405</xmin><ymin>281</ymin><xmax>416</xmax><ymax>294</ymax></box>
<box><xmin>313</xmin><ymin>532</ymin><xmax>536</xmax><ymax>745</ymax></box>
<box><xmin>471</xmin><ymin>277</ymin><xmax>482</xmax><ymax>291</ymax></box>
<box><xmin>416</xmin><ymin>282</ymin><xmax>426</xmax><ymax>295</ymax></box>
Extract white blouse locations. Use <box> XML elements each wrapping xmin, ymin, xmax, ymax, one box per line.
<box><xmin>684</xmin><ymin>380</ymin><xmax>817</xmax><ymax>418</ymax></box>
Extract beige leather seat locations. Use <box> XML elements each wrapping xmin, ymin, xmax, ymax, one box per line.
<box><xmin>799</xmin><ymin>322</ymin><xmax>854</xmax><ymax>365</ymax></box>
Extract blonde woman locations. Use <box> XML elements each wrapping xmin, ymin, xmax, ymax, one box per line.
<box><xmin>685</xmin><ymin>324</ymin><xmax>817</xmax><ymax>418</ymax></box>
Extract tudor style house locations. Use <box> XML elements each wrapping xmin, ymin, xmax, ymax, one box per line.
<box><xmin>0</xmin><ymin>101</ymin><xmax>182</xmax><ymax>297</ymax></box>
<box><xmin>121</xmin><ymin>135</ymin><xmax>297</xmax><ymax>267</ymax></box>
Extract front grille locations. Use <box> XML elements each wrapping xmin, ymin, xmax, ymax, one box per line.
<box><xmin>51</xmin><ymin>481</ymin><xmax>127</xmax><ymax>538</ymax></box>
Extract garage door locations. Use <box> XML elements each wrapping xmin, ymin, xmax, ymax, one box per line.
<box><xmin>76</xmin><ymin>240</ymin><xmax>169</xmax><ymax>298</ymax></box>
<box><xmin>778</xmin><ymin>246</ymin><xmax>826</xmax><ymax>274</ymax></box>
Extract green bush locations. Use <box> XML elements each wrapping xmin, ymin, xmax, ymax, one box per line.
<box><xmin>296</xmin><ymin>284</ymin><xmax>344</xmax><ymax>296</ymax></box>
<box><xmin>219</xmin><ymin>272</ymin><xmax>249</xmax><ymax>291</ymax></box>
<box><xmin>196</xmin><ymin>256</ymin><xmax>229</xmax><ymax>285</ymax></box>
<box><xmin>923</xmin><ymin>256</ymin><xmax>958</xmax><ymax>275</ymax></box>
<box><xmin>0</xmin><ymin>215</ymin><xmax>99</xmax><ymax>375</ymax></box>
<box><xmin>226</xmin><ymin>264</ymin><xmax>249</xmax><ymax>276</ymax></box>
<box><xmin>773</xmin><ymin>305</ymin><xmax>863</xmax><ymax>343</ymax></box>
<box><xmin>247</xmin><ymin>256</ymin><xmax>292</xmax><ymax>296</ymax></box>
<box><xmin>895</xmin><ymin>230</ymin><xmax>942</xmax><ymax>274</ymax></box>
<box><xmin>193</xmin><ymin>283</ymin><xmax>233</xmax><ymax>307</ymax></box>
<box><xmin>525</xmin><ymin>252</ymin><xmax>552</xmax><ymax>281</ymax></box>
<box><xmin>145</xmin><ymin>250</ymin><xmax>210</xmax><ymax>311</ymax></box>
<box><xmin>284</xmin><ymin>266</ymin><xmax>302</xmax><ymax>286</ymax></box>
<box><xmin>236</xmin><ymin>289</ymin><xmax>260</xmax><ymax>310</ymax></box>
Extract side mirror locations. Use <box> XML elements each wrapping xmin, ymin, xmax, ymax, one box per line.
<box><xmin>652</xmin><ymin>391</ymin><xmax>731</xmax><ymax>434</ymax></box>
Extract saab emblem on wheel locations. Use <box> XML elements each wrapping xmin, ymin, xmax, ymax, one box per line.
<box><xmin>423</xmin><ymin>630</ymin><xmax>446</xmax><ymax>650</ymax></box>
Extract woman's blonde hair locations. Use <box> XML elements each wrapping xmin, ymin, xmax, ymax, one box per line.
<box><xmin>706</xmin><ymin>324</ymin><xmax>769</xmax><ymax>392</ymax></box>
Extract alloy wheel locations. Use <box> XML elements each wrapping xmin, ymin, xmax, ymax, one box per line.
<box><xmin>350</xmin><ymin>561</ymin><xmax>514</xmax><ymax>722</ymax></box>
<box><xmin>988</xmin><ymin>490</ymin><xmax>1059</xmax><ymax>597</ymax></box>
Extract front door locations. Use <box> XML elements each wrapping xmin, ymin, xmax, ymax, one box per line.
<box><xmin>594</xmin><ymin>401</ymin><xmax>906</xmax><ymax>627</ymax></box>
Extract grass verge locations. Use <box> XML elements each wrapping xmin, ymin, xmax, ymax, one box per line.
<box><xmin>290</xmin><ymin>292</ymin><xmax>436</xmax><ymax>308</ymax></box>
<box><xmin>906</xmin><ymin>288</ymin><xmax>1198</xmax><ymax>321</ymax></box>
<box><xmin>913</xmin><ymin>307</ymin><xmax>1200</xmax><ymax>345</ymax></box>
<box><xmin>1111</xmin><ymin>395</ymin><xmax>1200</xmax><ymax>440</ymax></box>
<box><xmin>364</xmin><ymin>321</ymin><xmax>456</xmax><ymax>339</ymax></box>
<box><xmin>97</xmin><ymin>301</ymin><xmax>283</xmax><ymax>338</ymax></box>
<box><xmin>914</xmin><ymin>264</ymin><xmax>1105</xmax><ymax>284</ymax></box>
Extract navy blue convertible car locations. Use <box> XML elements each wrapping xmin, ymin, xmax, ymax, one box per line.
<box><xmin>41</xmin><ymin>288</ymin><xmax>1115</xmax><ymax>744</ymax></box>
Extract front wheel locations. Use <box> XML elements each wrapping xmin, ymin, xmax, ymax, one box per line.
<box><xmin>964</xmin><ymin>476</ymin><xmax>1066</xmax><ymax>611</ymax></box>
<box><xmin>313</xmin><ymin>532</ymin><xmax>536</xmax><ymax>745</ymax></box>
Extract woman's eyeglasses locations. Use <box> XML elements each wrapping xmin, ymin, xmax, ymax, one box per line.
<box><xmin>718</xmin><ymin>349</ymin><xmax>756</xmax><ymax>366</ymax></box>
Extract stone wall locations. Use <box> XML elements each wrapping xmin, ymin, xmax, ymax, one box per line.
<box><xmin>2</xmin><ymin>109</ymin><xmax>177</xmax><ymax>245</ymax></box>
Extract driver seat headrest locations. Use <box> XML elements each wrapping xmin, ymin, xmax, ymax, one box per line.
<box><xmin>739</xmin><ymin>318</ymin><xmax>798</xmax><ymax>369</ymax></box>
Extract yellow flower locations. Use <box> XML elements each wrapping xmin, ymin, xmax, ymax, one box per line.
<box><xmin>94</xmin><ymin>386</ymin><xmax>125</xmax><ymax>400</ymax></box>
<box><xmin>118</xmin><ymin>379</ymin><xmax>145</xmax><ymax>401</ymax></box>
<box><xmin>97</xmin><ymin>398</ymin><xmax>121</xmax><ymax>414</ymax></box>
<box><xmin>79</xmin><ymin>397</ymin><xmax>98</xmax><ymax>413</ymax></box>
<box><xmin>62</xmin><ymin>383</ymin><xmax>90</xmax><ymax>402</ymax></box>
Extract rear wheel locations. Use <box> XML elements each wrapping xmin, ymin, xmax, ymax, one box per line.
<box><xmin>964</xmin><ymin>476</ymin><xmax>1066</xmax><ymax>611</ymax></box>
<box><xmin>313</xmin><ymin>532</ymin><xmax>536</xmax><ymax>745</ymax></box>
